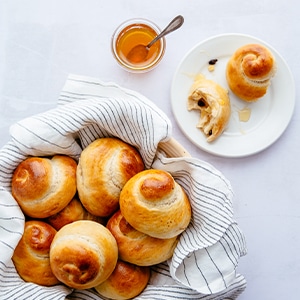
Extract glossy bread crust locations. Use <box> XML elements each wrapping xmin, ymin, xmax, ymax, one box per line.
<box><xmin>11</xmin><ymin>155</ymin><xmax>77</xmax><ymax>218</ymax></box>
<box><xmin>95</xmin><ymin>260</ymin><xmax>150</xmax><ymax>299</ymax></box>
<box><xmin>50</xmin><ymin>220</ymin><xmax>118</xmax><ymax>289</ymax></box>
<box><xmin>12</xmin><ymin>220</ymin><xmax>59</xmax><ymax>286</ymax></box>
<box><xmin>119</xmin><ymin>169</ymin><xmax>191</xmax><ymax>239</ymax></box>
<box><xmin>77</xmin><ymin>138</ymin><xmax>145</xmax><ymax>217</ymax></box>
<box><xmin>226</xmin><ymin>43</ymin><xmax>276</xmax><ymax>101</ymax></box>
<box><xmin>47</xmin><ymin>197</ymin><xmax>106</xmax><ymax>230</ymax></box>
<box><xmin>107</xmin><ymin>210</ymin><xmax>178</xmax><ymax>266</ymax></box>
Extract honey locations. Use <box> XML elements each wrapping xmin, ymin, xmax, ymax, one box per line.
<box><xmin>238</xmin><ymin>107</ymin><xmax>251</xmax><ymax>122</ymax></box>
<box><xmin>112</xmin><ymin>19</ymin><xmax>165</xmax><ymax>72</ymax></box>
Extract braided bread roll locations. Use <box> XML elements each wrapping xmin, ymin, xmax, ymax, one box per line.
<box><xmin>119</xmin><ymin>169</ymin><xmax>191</xmax><ymax>239</ymax></box>
<box><xmin>226</xmin><ymin>43</ymin><xmax>276</xmax><ymax>102</ymax></box>
<box><xmin>11</xmin><ymin>155</ymin><xmax>77</xmax><ymax>218</ymax></box>
<box><xmin>12</xmin><ymin>220</ymin><xmax>59</xmax><ymax>286</ymax></box>
<box><xmin>107</xmin><ymin>210</ymin><xmax>178</xmax><ymax>266</ymax></box>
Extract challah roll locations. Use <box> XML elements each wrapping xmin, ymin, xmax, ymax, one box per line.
<box><xmin>226</xmin><ymin>43</ymin><xmax>276</xmax><ymax>102</ymax></box>
<box><xmin>95</xmin><ymin>260</ymin><xmax>150</xmax><ymax>300</ymax></box>
<box><xmin>77</xmin><ymin>138</ymin><xmax>145</xmax><ymax>217</ymax></box>
<box><xmin>119</xmin><ymin>169</ymin><xmax>191</xmax><ymax>239</ymax></box>
<box><xmin>47</xmin><ymin>197</ymin><xmax>106</xmax><ymax>230</ymax></box>
<box><xmin>187</xmin><ymin>74</ymin><xmax>231</xmax><ymax>142</ymax></box>
<box><xmin>12</xmin><ymin>220</ymin><xmax>59</xmax><ymax>286</ymax></box>
<box><xmin>50</xmin><ymin>220</ymin><xmax>118</xmax><ymax>289</ymax></box>
<box><xmin>107</xmin><ymin>210</ymin><xmax>178</xmax><ymax>266</ymax></box>
<box><xmin>11</xmin><ymin>155</ymin><xmax>77</xmax><ymax>218</ymax></box>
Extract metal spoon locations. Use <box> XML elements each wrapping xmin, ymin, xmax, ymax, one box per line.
<box><xmin>126</xmin><ymin>15</ymin><xmax>184</xmax><ymax>63</ymax></box>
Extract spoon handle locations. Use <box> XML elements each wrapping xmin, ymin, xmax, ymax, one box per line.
<box><xmin>147</xmin><ymin>15</ymin><xmax>184</xmax><ymax>49</ymax></box>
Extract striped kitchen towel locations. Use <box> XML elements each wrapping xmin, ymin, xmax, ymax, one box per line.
<box><xmin>0</xmin><ymin>74</ymin><xmax>247</xmax><ymax>299</ymax></box>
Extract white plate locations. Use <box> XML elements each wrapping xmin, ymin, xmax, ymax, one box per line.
<box><xmin>171</xmin><ymin>33</ymin><xmax>295</xmax><ymax>158</ymax></box>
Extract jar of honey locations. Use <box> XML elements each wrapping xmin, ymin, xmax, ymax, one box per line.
<box><xmin>111</xmin><ymin>19</ymin><xmax>166</xmax><ymax>72</ymax></box>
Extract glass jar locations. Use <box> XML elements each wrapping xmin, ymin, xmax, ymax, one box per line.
<box><xmin>111</xmin><ymin>18</ymin><xmax>166</xmax><ymax>72</ymax></box>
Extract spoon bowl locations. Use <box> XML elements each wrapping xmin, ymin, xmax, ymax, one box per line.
<box><xmin>126</xmin><ymin>15</ymin><xmax>184</xmax><ymax>64</ymax></box>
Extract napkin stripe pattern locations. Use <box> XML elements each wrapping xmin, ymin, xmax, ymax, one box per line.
<box><xmin>153</xmin><ymin>154</ymin><xmax>234</xmax><ymax>249</ymax></box>
<box><xmin>0</xmin><ymin>260</ymin><xmax>71</xmax><ymax>299</ymax></box>
<box><xmin>10</xmin><ymin>94</ymin><xmax>171</xmax><ymax>169</ymax></box>
<box><xmin>0</xmin><ymin>142</ymin><xmax>28</xmax><ymax>189</ymax></box>
<box><xmin>0</xmin><ymin>74</ymin><xmax>246</xmax><ymax>299</ymax></box>
<box><xmin>68</xmin><ymin>274</ymin><xmax>246</xmax><ymax>300</ymax></box>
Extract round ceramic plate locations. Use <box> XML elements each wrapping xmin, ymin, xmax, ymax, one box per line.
<box><xmin>171</xmin><ymin>33</ymin><xmax>295</xmax><ymax>157</ymax></box>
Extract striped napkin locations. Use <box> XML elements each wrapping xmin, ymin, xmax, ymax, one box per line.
<box><xmin>0</xmin><ymin>74</ymin><xmax>247</xmax><ymax>299</ymax></box>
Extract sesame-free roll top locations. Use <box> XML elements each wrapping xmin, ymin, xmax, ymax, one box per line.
<box><xmin>107</xmin><ymin>210</ymin><xmax>178</xmax><ymax>266</ymax></box>
<box><xmin>50</xmin><ymin>220</ymin><xmax>118</xmax><ymax>289</ymax></box>
<box><xmin>12</xmin><ymin>220</ymin><xmax>59</xmax><ymax>286</ymax></box>
<box><xmin>11</xmin><ymin>155</ymin><xmax>77</xmax><ymax>218</ymax></box>
<box><xmin>76</xmin><ymin>138</ymin><xmax>145</xmax><ymax>217</ymax></box>
<box><xmin>119</xmin><ymin>169</ymin><xmax>191</xmax><ymax>239</ymax></box>
<box><xmin>226</xmin><ymin>43</ymin><xmax>276</xmax><ymax>101</ymax></box>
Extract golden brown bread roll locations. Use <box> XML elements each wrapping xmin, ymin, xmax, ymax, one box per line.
<box><xmin>107</xmin><ymin>210</ymin><xmax>178</xmax><ymax>266</ymax></box>
<box><xmin>226</xmin><ymin>43</ymin><xmax>276</xmax><ymax>102</ymax></box>
<box><xmin>12</xmin><ymin>220</ymin><xmax>59</xmax><ymax>286</ymax></box>
<box><xmin>187</xmin><ymin>74</ymin><xmax>231</xmax><ymax>142</ymax></box>
<box><xmin>95</xmin><ymin>260</ymin><xmax>150</xmax><ymax>300</ymax></box>
<box><xmin>119</xmin><ymin>169</ymin><xmax>191</xmax><ymax>239</ymax></box>
<box><xmin>11</xmin><ymin>155</ymin><xmax>77</xmax><ymax>218</ymax></box>
<box><xmin>50</xmin><ymin>220</ymin><xmax>118</xmax><ymax>289</ymax></box>
<box><xmin>47</xmin><ymin>197</ymin><xmax>106</xmax><ymax>230</ymax></box>
<box><xmin>77</xmin><ymin>138</ymin><xmax>145</xmax><ymax>217</ymax></box>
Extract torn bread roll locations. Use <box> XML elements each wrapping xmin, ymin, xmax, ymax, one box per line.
<box><xmin>107</xmin><ymin>210</ymin><xmax>178</xmax><ymax>266</ymax></box>
<box><xmin>226</xmin><ymin>43</ymin><xmax>276</xmax><ymax>102</ymax></box>
<box><xmin>119</xmin><ymin>169</ymin><xmax>191</xmax><ymax>239</ymax></box>
<box><xmin>187</xmin><ymin>74</ymin><xmax>231</xmax><ymax>142</ymax></box>
<box><xmin>77</xmin><ymin>138</ymin><xmax>145</xmax><ymax>217</ymax></box>
<box><xmin>50</xmin><ymin>220</ymin><xmax>118</xmax><ymax>289</ymax></box>
<box><xmin>11</xmin><ymin>155</ymin><xmax>77</xmax><ymax>218</ymax></box>
<box><xmin>12</xmin><ymin>220</ymin><xmax>59</xmax><ymax>286</ymax></box>
<box><xmin>95</xmin><ymin>260</ymin><xmax>150</xmax><ymax>300</ymax></box>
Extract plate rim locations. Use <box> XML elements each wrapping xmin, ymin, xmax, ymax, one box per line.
<box><xmin>170</xmin><ymin>33</ymin><xmax>296</xmax><ymax>158</ymax></box>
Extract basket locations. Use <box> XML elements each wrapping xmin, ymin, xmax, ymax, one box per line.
<box><xmin>0</xmin><ymin>75</ymin><xmax>247</xmax><ymax>299</ymax></box>
<box><xmin>158</xmin><ymin>137</ymin><xmax>191</xmax><ymax>158</ymax></box>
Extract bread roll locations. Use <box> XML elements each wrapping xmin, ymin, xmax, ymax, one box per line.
<box><xmin>226</xmin><ymin>43</ymin><xmax>276</xmax><ymax>102</ymax></box>
<box><xmin>107</xmin><ymin>210</ymin><xmax>178</xmax><ymax>266</ymax></box>
<box><xmin>50</xmin><ymin>220</ymin><xmax>118</xmax><ymax>289</ymax></box>
<box><xmin>12</xmin><ymin>220</ymin><xmax>59</xmax><ymax>286</ymax></box>
<box><xmin>95</xmin><ymin>260</ymin><xmax>150</xmax><ymax>300</ymax></box>
<box><xmin>77</xmin><ymin>138</ymin><xmax>144</xmax><ymax>217</ymax></box>
<box><xmin>11</xmin><ymin>155</ymin><xmax>77</xmax><ymax>218</ymax></box>
<box><xmin>119</xmin><ymin>169</ymin><xmax>191</xmax><ymax>239</ymax></box>
<box><xmin>47</xmin><ymin>197</ymin><xmax>106</xmax><ymax>230</ymax></box>
<box><xmin>187</xmin><ymin>74</ymin><xmax>231</xmax><ymax>142</ymax></box>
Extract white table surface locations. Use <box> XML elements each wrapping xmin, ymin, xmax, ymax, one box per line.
<box><xmin>1</xmin><ymin>0</ymin><xmax>299</xmax><ymax>299</ymax></box>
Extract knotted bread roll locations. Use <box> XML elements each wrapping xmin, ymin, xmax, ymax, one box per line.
<box><xmin>226</xmin><ymin>43</ymin><xmax>276</xmax><ymax>102</ymax></box>
<box><xmin>119</xmin><ymin>169</ymin><xmax>191</xmax><ymax>239</ymax></box>
<box><xmin>11</xmin><ymin>155</ymin><xmax>77</xmax><ymax>218</ymax></box>
<box><xmin>50</xmin><ymin>220</ymin><xmax>118</xmax><ymax>289</ymax></box>
<box><xmin>47</xmin><ymin>197</ymin><xmax>106</xmax><ymax>230</ymax></box>
<box><xmin>95</xmin><ymin>260</ymin><xmax>150</xmax><ymax>300</ymax></box>
<box><xmin>107</xmin><ymin>210</ymin><xmax>178</xmax><ymax>266</ymax></box>
<box><xmin>12</xmin><ymin>220</ymin><xmax>59</xmax><ymax>286</ymax></box>
<box><xmin>77</xmin><ymin>138</ymin><xmax>145</xmax><ymax>217</ymax></box>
